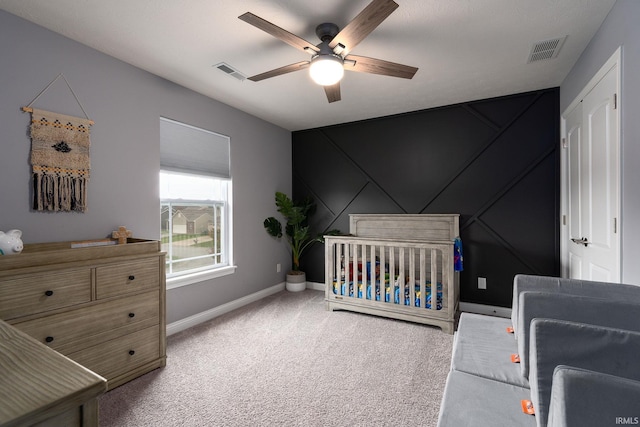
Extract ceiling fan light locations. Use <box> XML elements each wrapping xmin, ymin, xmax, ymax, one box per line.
<box><xmin>309</xmin><ymin>55</ymin><xmax>344</xmax><ymax>86</ymax></box>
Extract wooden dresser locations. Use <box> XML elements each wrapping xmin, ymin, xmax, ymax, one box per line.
<box><xmin>0</xmin><ymin>319</ymin><xmax>107</xmax><ymax>426</ymax></box>
<box><xmin>0</xmin><ymin>238</ymin><xmax>166</xmax><ymax>390</ymax></box>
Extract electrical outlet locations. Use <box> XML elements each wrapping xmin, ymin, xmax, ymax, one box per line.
<box><xmin>478</xmin><ymin>277</ymin><xmax>487</xmax><ymax>290</ymax></box>
<box><xmin>276</xmin><ymin>263</ymin><xmax>281</xmax><ymax>273</ymax></box>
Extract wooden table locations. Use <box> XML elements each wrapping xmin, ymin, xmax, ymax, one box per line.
<box><xmin>0</xmin><ymin>319</ymin><xmax>107</xmax><ymax>426</ymax></box>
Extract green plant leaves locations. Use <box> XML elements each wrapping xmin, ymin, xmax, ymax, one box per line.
<box><xmin>263</xmin><ymin>217</ymin><xmax>283</xmax><ymax>238</ymax></box>
<box><xmin>265</xmin><ymin>191</ymin><xmax>338</xmax><ymax>271</ymax></box>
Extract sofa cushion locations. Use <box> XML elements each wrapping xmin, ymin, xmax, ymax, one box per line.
<box><xmin>451</xmin><ymin>312</ymin><xmax>527</xmax><ymax>388</ymax></box>
<box><xmin>548</xmin><ymin>366</ymin><xmax>640</xmax><ymax>427</ymax></box>
<box><xmin>517</xmin><ymin>292</ymin><xmax>640</xmax><ymax>379</ymax></box>
<box><xmin>437</xmin><ymin>370</ymin><xmax>535</xmax><ymax>427</ymax></box>
<box><xmin>529</xmin><ymin>319</ymin><xmax>640</xmax><ymax>427</ymax></box>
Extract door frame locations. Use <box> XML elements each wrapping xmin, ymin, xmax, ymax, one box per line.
<box><xmin>560</xmin><ymin>46</ymin><xmax>621</xmax><ymax>279</ymax></box>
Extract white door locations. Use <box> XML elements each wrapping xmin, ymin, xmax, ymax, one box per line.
<box><xmin>564</xmin><ymin>102</ymin><xmax>585</xmax><ymax>278</ymax></box>
<box><xmin>561</xmin><ymin>52</ymin><xmax>620</xmax><ymax>282</ymax></box>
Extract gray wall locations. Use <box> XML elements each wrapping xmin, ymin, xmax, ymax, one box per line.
<box><xmin>0</xmin><ymin>10</ymin><xmax>292</xmax><ymax>324</ymax></box>
<box><xmin>560</xmin><ymin>0</ymin><xmax>640</xmax><ymax>285</ymax></box>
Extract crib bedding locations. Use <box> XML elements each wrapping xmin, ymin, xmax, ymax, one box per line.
<box><xmin>332</xmin><ymin>280</ymin><xmax>443</xmax><ymax>309</ymax></box>
<box><xmin>333</xmin><ymin>281</ymin><xmax>442</xmax><ymax>310</ymax></box>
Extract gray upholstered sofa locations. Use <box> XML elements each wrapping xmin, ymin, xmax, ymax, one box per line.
<box><xmin>437</xmin><ymin>274</ymin><xmax>640</xmax><ymax>427</ymax></box>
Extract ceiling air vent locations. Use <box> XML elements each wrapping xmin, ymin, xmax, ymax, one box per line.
<box><xmin>214</xmin><ymin>62</ymin><xmax>246</xmax><ymax>81</ymax></box>
<box><xmin>527</xmin><ymin>36</ymin><xmax>567</xmax><ymax>63</ymax></box>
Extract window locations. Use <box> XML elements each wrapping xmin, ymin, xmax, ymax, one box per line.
<box><xmin>160</xmin><ymin>118</ymin><xmax>233</xmax><ymax>285</ymax></box>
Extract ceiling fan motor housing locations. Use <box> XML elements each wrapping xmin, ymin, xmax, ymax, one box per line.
<box><xmin>315</xmin><ymin>22</ymin><xmax>340</xmax><ymax>43</ymax></box>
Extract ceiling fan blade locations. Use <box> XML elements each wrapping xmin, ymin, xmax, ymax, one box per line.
<box><xmin>328</xmin><ymin>0</ymin><xmax>398</xmax><ymax>56</ymax></box>
<box><xmin>345</xmin><ymin>54</ymin><xmax>418</xmax><ymax>79</ymax></box>
<box><xmin>248</xmin><ymin>61</ymin><xmax>310</xmax><ymax>82</ymax></box>
<box><xmin>239</xmin><ymin>12</ymin><xmax>319</xmax><ymax>54</ymax></box>
<box><xmin>324</xmin><ymin>83</ymin><xmax>341</xmax><ymax>103</ymax></box>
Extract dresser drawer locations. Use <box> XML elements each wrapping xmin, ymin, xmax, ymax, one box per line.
<box><xmin>68</xmin><ymin>326</ymin><xmax>160</xmax><ymax>381</ymax></box>
<box><xmin>13</xmin><ymin>290</ymin><xmax>159</xmax><ymax>352</ymax></box>
<box><xmin>96</xmin><ymin>258</ymin><xmax>159</xmax><ymax>299</ymax></box>
<box><xmin>0</xmin><ymin>269</ymin><xmax>91</xmax><ymax>320</ymax></box>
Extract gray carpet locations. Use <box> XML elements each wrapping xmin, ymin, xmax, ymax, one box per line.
<box><xmin>99</xmin><ymin>289</ymin><xmax>453</xmax><ymax>427</ymax></box>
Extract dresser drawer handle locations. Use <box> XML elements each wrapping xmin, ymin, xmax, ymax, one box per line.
<box><xmin>45</xmin><ymin>336</ymin><xmax>54</xmax><ymax>343</ymax></box>
<box><xmin>128</xmin><ymin>275</ymin><xmax>135</xmax><ymax>281</ymax></box>
<box><xmin>129</xmin><ymin>350</ymin><xmax>135</xmax><ymax>356</ymax></box>
<box><xmin>44</xmin><ymin>290</ymin><xmax>54</xmax><ymax>296</ymax></box>
<box><xmin>128</xmin><ymin>312</ymin><xmax>135</xmax><ymax>318</ymax></box>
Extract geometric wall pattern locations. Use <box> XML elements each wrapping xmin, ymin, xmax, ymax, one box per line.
<box><xmin>292</xmin><ymin>88</ymin><xmax>560</xmax><ymax>307</ymax></box>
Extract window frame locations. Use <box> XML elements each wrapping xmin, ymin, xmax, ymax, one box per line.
<box><xmin>161</xmin><ymin>173</ymin><xmax>235</xmax><ymax>289</ymax></box>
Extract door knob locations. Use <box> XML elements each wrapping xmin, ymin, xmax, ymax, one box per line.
<box><xmin>571</xmin><ymin>237</ymin><xmax>590</xmax><ymax>247</ymax></box>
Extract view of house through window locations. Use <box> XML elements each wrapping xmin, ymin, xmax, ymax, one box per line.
<box><xmin>159</xmin><ymin>117</ymin><xmax>231</xmax><ymax>279</ymax></box>
<box><xmin>160</xmin><ymin>172</ymin><xmax>229</xmax><ymax>276</ymax></box>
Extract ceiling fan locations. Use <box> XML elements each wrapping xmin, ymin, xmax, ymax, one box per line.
<box><xmin>239</xmin><ymin>0</ymin><xmax>418</xmax><ymax>103</ymax></box>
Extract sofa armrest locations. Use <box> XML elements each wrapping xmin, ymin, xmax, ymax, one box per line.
<box><xmin>529</xmin><ymin>319</ymin><xmax>640</xmax><ymax>427</ymax></box>
<box><xmin>516</xmin><ymin>292</ymin><xmax>640</xmax><ymax>379</ymax></box>
<box><xmin>548</xmin><ymin>366</ymin><xmax>640</xmax><ymax>427</ymax></box>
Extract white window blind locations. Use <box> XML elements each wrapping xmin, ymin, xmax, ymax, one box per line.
<box><xmin>160</xmin><ymin>117</ymin><xmax>230</xmax><ymax>178</ymax></box>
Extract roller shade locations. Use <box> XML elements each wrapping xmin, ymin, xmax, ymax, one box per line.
<box><xmin>160</xmin><ymin>117</ymin><xmax>230</xmax><ymax>179</ymax></box>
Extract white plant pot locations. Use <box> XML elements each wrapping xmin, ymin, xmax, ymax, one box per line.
<box><xmin>286</xmin><ymin>272</ymin><xmax>306</xmax><ymax>292</ymax></box>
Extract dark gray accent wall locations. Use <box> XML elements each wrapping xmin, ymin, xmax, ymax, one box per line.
<box><xmin>560</xmin><ymin>0</ymin><xmax>640</xmax><ymax>286</ymax></box>
<box><xmin>293</xmin><ymin>89</ymin><xmax>560</xmax><ymax>307</ymax></box>
<box><xmin>0</xmin><ymin>11</ymin><xmax>292</xmax><ymax>324</ymax></box>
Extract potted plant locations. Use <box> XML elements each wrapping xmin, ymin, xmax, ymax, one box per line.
<box><xmin>263</xmin><ymin>191</ymin><xmax>337</xmax><ymax>291</ymax></box>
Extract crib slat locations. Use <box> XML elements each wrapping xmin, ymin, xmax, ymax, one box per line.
<box><xmin>370</xmin><ymin>245</ymin><xmax>376</xmax><ymax>300</ymax></box>
<box><xmin>399</xmin><ymin>247</ymin><xmax>405</xmax><ymax>306</ymax></box>
<box><xmin>380</xmin><ymin>245</ymin><xmax>386</xmax><ymax>302</ymax></box>
<box><xmin>442</xmin><ymin>245</ymin><xmax>451</xmax><ymax>311</ymax></box>
<box><xmin>365</xmin><ymin>244</ymin><xmax>370</xmax><ymax>299</ymax></box>
<box><xmin>409</xmin><ymin>247</ymin><xmax>415</xmax><ymax>308</ymax></box>
<box><xmin>343</xmin><ymin>243</ymin><xmax>348</xmax><ymax>297</ymax></box>
<box><xmin>389</xmin><ymin>247</ymin><xmax>395</xmax><ymax>304</ymax></box>
<box><xmin>430</xmin><ymin>248</ymin><xmax>438</xmax><ymax>310</ymax></box>
<box><xmin>340</xmin><ymin>244</ymin><xmax>345</xmax><ymax>296</ymax></box>
<box><xmin>335</xmin><ymin>243</ymin><xmax>341</xmax><ymax>294</ymax></box>
<box><xmin>420</xmin><ymin>248</ymin><xmax>426</xmax><ymax>309</ymax></box>
<box><xmin>352</xmin><ymin>244</ymin><xmax>358</xmax><ymax>298</ymax></box>
<box><xmin>362</xmin><ymin>243</ymin><xmax>367</xmax><ymax>298</ymax></box>
<box><xmin>325</xmin><ymin>238</ymin><xmax>332</xmax><ymax>302</ymax></box>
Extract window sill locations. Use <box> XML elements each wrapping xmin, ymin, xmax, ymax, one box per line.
<box><xmin>166</xmin><ymin>265</ymin><xmax>237</xmax><ymax>290</ymax></box>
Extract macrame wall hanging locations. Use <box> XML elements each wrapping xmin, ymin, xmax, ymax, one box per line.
<box><xmin>22</xmin><ymin>74</ymin><xmax>94</xmax><ymax>213</ymax></box>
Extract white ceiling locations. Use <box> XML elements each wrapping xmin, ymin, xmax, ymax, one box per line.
<box><xmin>0</xmin><ymin>0</ymin><xmax>616</xmax><ymax>131</ymax></box>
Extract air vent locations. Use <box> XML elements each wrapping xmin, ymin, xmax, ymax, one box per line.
<box><xmin>213</xmin><ymin>62</ymin><xmax>246</xmax><ymax>81</ymax></box>
<box><xmin>527</xmin><ymin>36</ymin><xmax>567</xmax><ymax>63</ymax></box>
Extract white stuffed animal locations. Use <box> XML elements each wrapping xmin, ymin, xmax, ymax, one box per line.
<box><xmin>0</xmin><ymin>229</ymin><xmax>23</xmax><ymax>255</ymax></box>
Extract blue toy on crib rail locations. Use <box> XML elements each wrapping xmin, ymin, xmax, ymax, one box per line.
<box><xmin>454</xmin><ymin>237</ymin><xmax>463</xmax><ymax>272</ymax></box>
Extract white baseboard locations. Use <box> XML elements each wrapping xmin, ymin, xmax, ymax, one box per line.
<box><xmin>459</xmin><ymin>302</ymin><xmax>512</xmax><ymax>318</ymax></box>
<box><xmin>306</xmin><ymin>281</ymin><xmax>325</xmax><ymax>291</ymax></box>
<box><xmin>168</xmin><ymin>281</ymin><xmax>511</xmax><ymax>335</ymax></box>
<box><xmin>167</xmin><ymin>282</ymin><xmax>285</xmax><ymax>336</ymax></box>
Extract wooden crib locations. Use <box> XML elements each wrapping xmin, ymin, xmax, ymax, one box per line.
<box><xmin>324</xmin><ymin>214</ymin><xmax>460</xmax><ymax>334</ymax></box>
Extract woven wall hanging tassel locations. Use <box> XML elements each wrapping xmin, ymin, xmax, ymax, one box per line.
<box><xmin>22</xmin><ymin>74</ymin><xmax>94</xmax><ymax>212</ymax></box>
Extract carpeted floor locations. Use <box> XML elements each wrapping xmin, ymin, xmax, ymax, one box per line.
<box><xmin>99</xmin><ymin>289</ymin><xmax>453</xmax><ymax>427</ymax></box>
